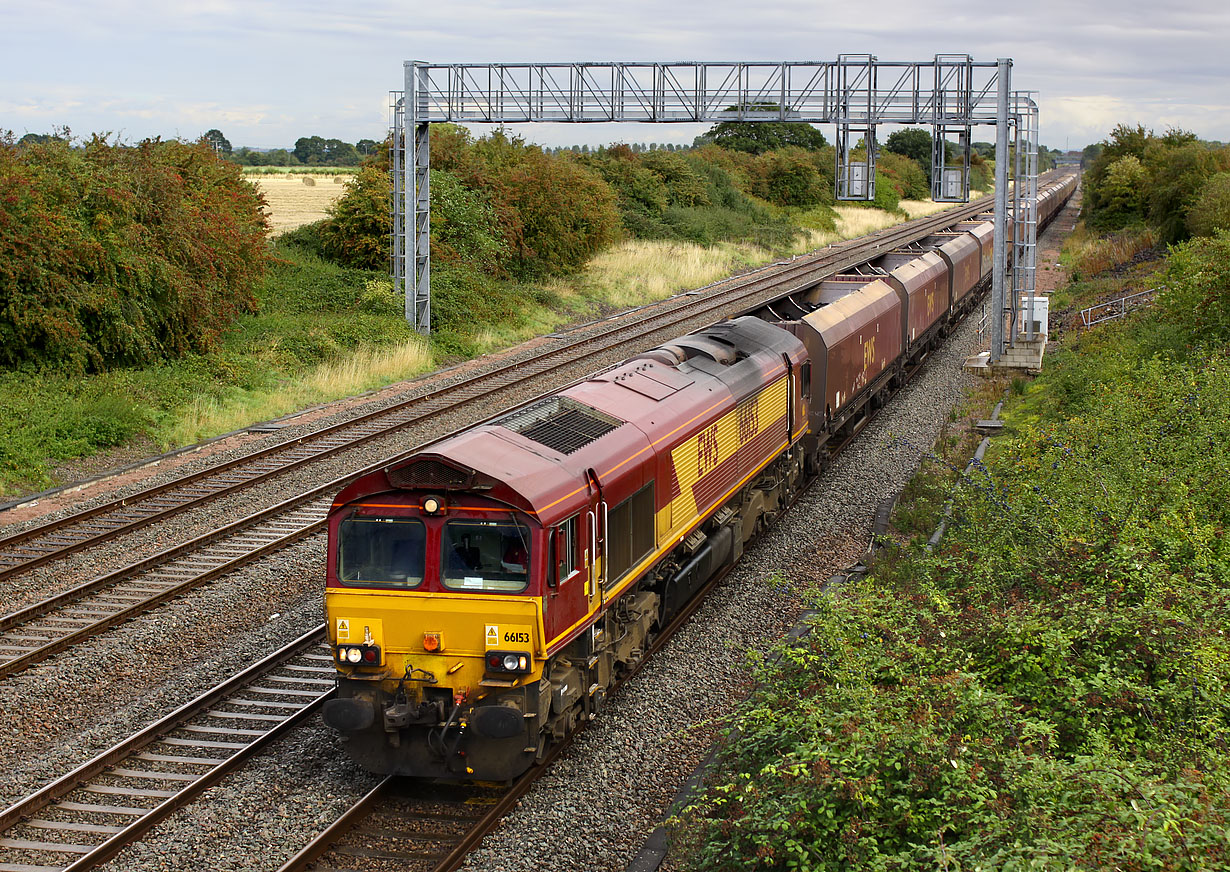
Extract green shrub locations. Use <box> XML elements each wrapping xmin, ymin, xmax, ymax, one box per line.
<box><xmin>758</xmin><ymin>147</ymin><xmax>827</xmax><ymax>207</ymax></box>
<box><xmin>319</xmin><ymin>162</ymin><xmax>390</xmax><ymax>270</ymax></box>
<box><xmin>428</xmin><ymin>169</ymin><xmax>508</xmax><ymax>275</ymax></box>
<box><xmin>1156</xmin><ymin>230</ymin><xmax>1230</xmax><ymax>348</ymax></box>
<box><xmin>0</xmin><ymin>134</ymin><xmax>269</xmax><ymax>373</ymax></box>
<box><xmin>879</xmin><ymin>150</ymin><xmax>931</xmax><ymax>200</ymax></box>
<box><xmin>1186</xmin><ymin>172</ymin><xmax>1230</xmax><ymax>237</ymax></box>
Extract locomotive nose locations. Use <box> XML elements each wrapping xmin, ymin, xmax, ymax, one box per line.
<box><xmin>322</xmin><ymin>697</ymin><xmax>376</xmax><ymax>732</ymax></box>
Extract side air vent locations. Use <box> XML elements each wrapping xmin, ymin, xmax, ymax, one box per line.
<box><xmin>495</xmin><ymin>396</ymin><xmax>623</xmax><ymax>455</ymax></box>
<box><xmin>387</xmin><ymin>459</ymin><xmax>474</xmax><ymax>490</ymax></box>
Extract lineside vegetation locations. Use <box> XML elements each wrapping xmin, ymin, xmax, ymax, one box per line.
<box><xmin>0</xmin><ymin>122</ymin><xmax>965</xmax><ymax>496</ymax></box>
<box><xmin>669</xmin><ymin>180</ymin><xmax>1230</xmax><ymax>868</ymax></box>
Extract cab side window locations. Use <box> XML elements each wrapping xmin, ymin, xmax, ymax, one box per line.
<box><xmin>551</xmin><ymin>516</ymin><xmax>578</xmax><ymax>586</ymax></box>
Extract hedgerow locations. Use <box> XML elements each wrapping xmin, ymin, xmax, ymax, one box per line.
<box><xmin>671</xmin><ymin>226</ymin><xmax>1230</xmax><ymax>869</ymax></box>
<box><xmin>0</xmin><ymin>134</ymin><xmax>269</xmax><ymax>373</ymax></box>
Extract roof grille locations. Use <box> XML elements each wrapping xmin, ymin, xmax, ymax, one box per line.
<box><xmin>495</xmin><ymin>396</ymin><xmax>623</xmax><ymax>455</ymax></box>
<box><xmin>387</xmin><ymin>459</ymin><xmax>473</xmax><ymax>490</ymax></box>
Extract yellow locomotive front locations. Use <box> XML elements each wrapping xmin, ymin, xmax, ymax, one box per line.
<box><xmin>322</xmin><ymin>466</ymin><xmax>557</xmax><ymax>780</ymax></box>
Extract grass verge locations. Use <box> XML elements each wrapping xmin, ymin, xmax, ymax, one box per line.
<box><xmin>0</xmin><ymin>197</ymin><xmax>949</xmax><ymax>497</ymax></box>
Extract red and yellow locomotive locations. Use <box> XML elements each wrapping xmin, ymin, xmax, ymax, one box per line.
<box><xmin>322</xmin><ymin>173</ymin><xmax>1077</xmax><ymax>780</ymax></box>
<box><xmin>322</xmin><ymin>317</ymin><xmax>810</xmax><ymax>779</ymax></box>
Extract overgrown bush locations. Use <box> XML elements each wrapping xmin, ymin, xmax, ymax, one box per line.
<box><xmin>1156</xmin><ymin>230</ymin><xmax>1230</xmax><ymax>348</ymax></box>
<box><xmin>1185</xmin><ymin>171</ymin><xmax>1230</xmax><ymax>238</ymax></box>
<box><xmin>671</xmin><ymin>242</ymin><xmax>1230</xmax><ymax>870</ymax></box>
<box><xmin>1082</xmin><ymin>124</ymin><xmax>1230</xmax><ymax>242</ymax></box>
<box><xmin>879</xmin><ymin>151</ymin><xmax>930</xmax><ymax>200</ymax></box>
<box><xmin>0</xmin><ymin>134</ymin><xmax>269</xmax><ymax>373</ymax></box>
<box><xmin>318</xmin><ymin>162</ymin><xmax>390</xmax><ymax>270</ymax></box>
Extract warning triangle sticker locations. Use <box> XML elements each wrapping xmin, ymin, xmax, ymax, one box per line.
<box><xmin>485</xmin><ymin>625</ymin><xmax>499</xmax><ymax>646</ymax></box>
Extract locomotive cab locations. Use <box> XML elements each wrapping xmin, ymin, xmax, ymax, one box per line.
<box><xmin>323</xmin><ymin>459</ymin><xmax>561</xmax><ymax>780</ymax></box>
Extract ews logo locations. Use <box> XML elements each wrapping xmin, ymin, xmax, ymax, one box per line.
<box><xmin>696</xmin><ymin>424</ymin><xmax>720</xmax><ymax>478</ymax></box>
<box><xmin>737</xmin><ymin>401</ymin><xmax>759</xmax><ymax>443</ymax></box>
<box><xmin>862</xmin><ymin>335</ymin><xmax>878</xmax><ymax>372</ymax></box>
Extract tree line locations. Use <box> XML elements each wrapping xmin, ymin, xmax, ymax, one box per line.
<box><xmin>1081</xmin><ymin>123</ymin><xmax>1230</xmax><ymax>242</ymax></box>
<box><xmin>203</xmin><ymin>129</ymin><xmax>378</xmax><ymax>167</ymax></box>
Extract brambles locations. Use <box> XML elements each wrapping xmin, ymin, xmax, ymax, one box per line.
<box><xmin>0</xmin><ymin>134</ymin><xmax>269</xmax><ymax>373</ymax></box>
<box><xmin>672</xmin><ymin>226</ymin><xmax>1230</xmax><ymax>870</ymax></box>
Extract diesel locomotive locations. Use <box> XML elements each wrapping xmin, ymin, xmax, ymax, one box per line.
<box><xmin>321</xmin><ymin>174</ymin><xmax>1076</xmax><ymax>780</ymax></box>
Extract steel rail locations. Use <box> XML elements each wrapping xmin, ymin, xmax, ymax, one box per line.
<box><xmin>0</xmin><ymin>190</ymin><xmax>1010</xmax><ymax>588</ymax></box>
<box><xmin>0</xmin><ymin>627</ymin><xmax>331</xmax><ymax>872</ymax></box>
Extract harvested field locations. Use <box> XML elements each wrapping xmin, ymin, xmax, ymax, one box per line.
<box><xmin>250</xmin><ymin>173</ymin><xmax>352</xmax><ymax>235</ymax></box>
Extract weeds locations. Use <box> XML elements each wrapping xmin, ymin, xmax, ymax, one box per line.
<box><xmin>1061</xmin><ymin>224</ymin><xmax>1158</xmax><ymax>280</ymax></box>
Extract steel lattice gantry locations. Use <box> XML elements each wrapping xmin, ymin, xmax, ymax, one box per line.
<box><xmin>391</xmin><ymin>57</ymin><xmax>1038</xmax><ymax>362</ymax></box>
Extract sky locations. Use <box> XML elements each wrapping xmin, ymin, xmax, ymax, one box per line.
<box><xmin>3</xmin><ymin>0</ymin><xmax>1228</xmax><ymax>153</ymax></box>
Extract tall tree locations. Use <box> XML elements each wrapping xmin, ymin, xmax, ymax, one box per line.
<box><xmin>884</xmin><ymin>128</ymin><xmax>933</xmax><ymax>182</ymax></box>
<box><xmin>698</xmin><ymin>104</ymin><xmax>827</xmax><ymax>155</ymax></box>
<box><xmin>294</xmin><ymin>135</ymin><xmax>328</xmax><ymax>164</ymax></box>
<box><xmin>203</xmin><ymin>128</ymin><xmax>231</xmax><ymax>157</ymax></box>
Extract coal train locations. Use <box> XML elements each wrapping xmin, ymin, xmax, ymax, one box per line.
<box><xmin>321</xmin><ymin>174</ymin><xmax>1076</xmax><ymax>780</ymax></box>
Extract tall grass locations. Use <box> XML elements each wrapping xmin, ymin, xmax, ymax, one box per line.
<box><xmin>898</xmin><ymin>199</ymin><xmax>954</xmax><ymax>219</ymax></box>
<box><xmin>831</xmin><ymin>205</ymin><xmax>903</xmax><ymax>238</ymax></box>
<box><xmin>1061</xmin><ymin>225</ymin><xmax>1158</xmax><ymax>279</ymax></box>
<box><xmin>165</xmin><ymin>338</ymin><xmax>432</xmax><ymax>446</ymax></box>
<box><xmin>567</xmin><ymin>201</ymin><xmax>942</xmax><ymax>313</ymax></box>
<box><xmin>574</xmin><ymin>239</ymin><xmax>770</xmax><ymax>310</ymax></box>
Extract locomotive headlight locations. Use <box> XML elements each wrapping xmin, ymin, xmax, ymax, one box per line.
<box><xmin>345</xmin><ymin>647</ymin><xmax>362</xmax><ymax>664</ymax></box>
<box><xmin>422</xmin><ymin>496</ymin><xmax>444</xmax><ymax>515</ymax></box>
<box><xmin>485</xmin><ymin>651</ymin><xmax>532</xmax><ymax>674</ymax></box>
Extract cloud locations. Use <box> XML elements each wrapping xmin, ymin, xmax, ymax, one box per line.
<box><xmin>4</xmin><ymin>0</ymin><xmax>1230</xmax><ymax>148</ymax></box>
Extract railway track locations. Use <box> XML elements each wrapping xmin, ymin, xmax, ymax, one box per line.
<box><xmin>0</xmin><ymin>193</ymin><xmax>1006</xmax><ymax>593</ymax></box>
<box><xmin>0</xmin><ymin>480</ymin><xmax>732</xmax><ymax>872</ymax></box>
<box><xmin>0</xmin><ymin>196</ymin><xmax>1010</xmax><ymax>681</ymax></box>
<box><xmin>275</xmin><ymin>771</ymin><xmax>526</xmax><ymax>872</ymax></box>
<box><xmin>0</xmin><ymin>627</ymin><xmax>331</xmax><ymax>872</ymax></box>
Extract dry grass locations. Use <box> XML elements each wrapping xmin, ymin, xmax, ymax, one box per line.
<box><xmin>250</xmin><ymin>173</ymin><xmax>353</xmax><ymax>236</ymax></box>
<box><xmin>167</xmin><ymin>338</ymin><xmax>432</xmax><ymax>446</ymax></box>
<box><xmin>832</xmin><ymin>206</ymin><xmax>903</xmax><ymax>238</ymax></box>
<box><xmin>899</xmin><ymin>199</ymin><xmax>956</xmax><ymax>219</ymax></box>
<box><xmin>564</xmin><ymin>201</ymin><xmax>953</xmax><ymax>313</ymax></box>
<box><xmin>1062</xmin><ymin>225</ymin><xmax>1159</xmax><ymax>278</ymax></box>
<box><xmin>570</xmin><ymin>239</ymin><xmax>773</xmax><ymax>310</ymax></box>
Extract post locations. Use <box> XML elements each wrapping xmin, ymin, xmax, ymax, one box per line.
<box><xmin>406</xmin><ymin>61</ymin><xmax>431</xmax><ymax>332</ymax></box>
<box><xmin>990</xmin><ymin>58</ymin><xmax>1011</xmax><ymax>364</ymax></box>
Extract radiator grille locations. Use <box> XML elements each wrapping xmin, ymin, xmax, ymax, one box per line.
<box><xmin>495</xmin><ymin>396</ymin><xmax>623</xmax><ymax>455</ymax></box>
<box><xmin>387</xmin><ymin>459</ymin><xmax>473</xmax><ymax>490</ymax></box>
